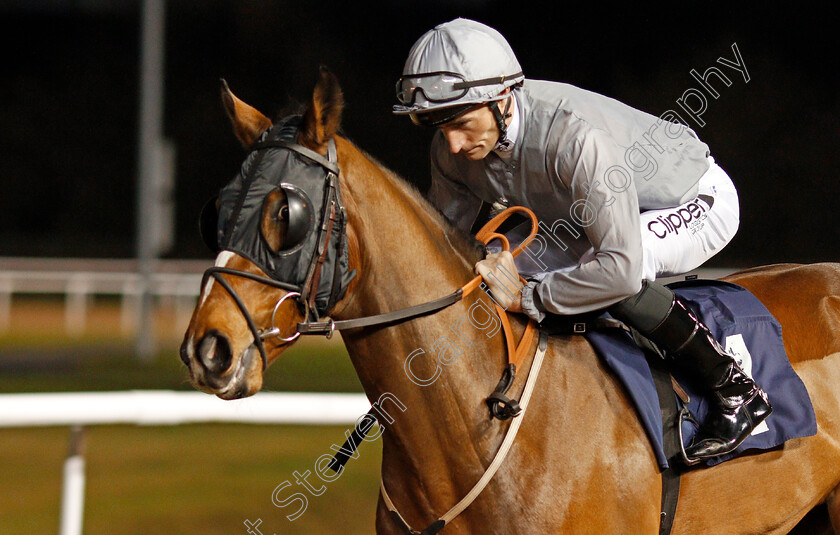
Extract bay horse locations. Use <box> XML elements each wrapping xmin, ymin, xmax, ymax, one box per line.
<box><xmin>180</xmin><ymin>69</ymin><xmax>840</xmax><ymax>534</ymax></box>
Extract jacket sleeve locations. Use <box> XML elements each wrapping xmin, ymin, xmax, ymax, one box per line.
<box><xmin>427</xmin><ymin>133</ymin><xmax>484</xmax><ymax>234</ymax></box>
<box><xmin>521</xmin><ymin>128</ymin><xmax>644</xmax><ymax>319</ymax></box>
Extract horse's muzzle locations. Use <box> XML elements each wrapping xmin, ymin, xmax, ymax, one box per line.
<box><xmin>180</xmin><ymin>329</ymin><xmax>261</xmax><ymax>399</ymax></box>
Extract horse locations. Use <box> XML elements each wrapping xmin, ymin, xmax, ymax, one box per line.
<box><xmin>180</xmin><ymin>69</ymin><xmax>840</xmax><ymax>534</ymax></box>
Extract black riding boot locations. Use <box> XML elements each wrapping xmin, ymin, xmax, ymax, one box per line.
<box><xmin>610</xmin><ymin>281</ymin><xmax>773</xmax><ymax>463</ymax></box>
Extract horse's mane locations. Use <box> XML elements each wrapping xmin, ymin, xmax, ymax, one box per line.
<box><xmin>350</xmin><ymin>142</ymin><xmax>486</xmax><ymax>264</ymax></box>
<box><xmin>270</xmin><ymin>105</ymin><xmax>486</xmax><ymax>264</ymax></box>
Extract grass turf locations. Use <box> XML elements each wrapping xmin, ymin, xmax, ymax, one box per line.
<box><xmin>0</xmin><ymin>424</ymin><xmax>382</xmax><ymax>534</ymax></box>
<box><xmin>1</xmin><ymin>297</ymin><xmax>378</xmax><ymax>534</ymax></box>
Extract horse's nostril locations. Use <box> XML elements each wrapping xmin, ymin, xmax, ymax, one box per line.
<box><xmin>198</xmin><ymin>331</ymin><xmax>233</xmax><ymax>374</ymax></box>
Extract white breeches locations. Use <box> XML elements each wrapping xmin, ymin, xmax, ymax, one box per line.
<box><xmin>640</xmin><ymin>157</ymin><xmax>739</xmax><ymax>281</ymax></box>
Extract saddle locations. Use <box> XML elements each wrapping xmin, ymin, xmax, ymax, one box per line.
<box><xmin>540</xmin><ymin>279</ymin><xmax>817</xmax><ymax>535</ymax></box>
<box><xmin>328</xmin><ymin>204</ymin><xmax>816</xmax><ymax>535</ymax></box>
<box><xmin>579</xmin><ymin>279</ymin><xmax>817</xmax><ymax>469</ymax></box>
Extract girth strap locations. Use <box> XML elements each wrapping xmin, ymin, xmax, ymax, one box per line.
<box><xmin>648</xmin><ymin>354</ymin><xmax>683</xmax><ymax>535</ymax></box>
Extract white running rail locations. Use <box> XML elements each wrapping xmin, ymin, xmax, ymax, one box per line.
<box><xmin>0</xmin><ymin>391</ymin><xmax>371</xmax><ymax>535</ymax></box>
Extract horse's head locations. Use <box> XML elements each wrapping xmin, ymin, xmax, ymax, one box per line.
<box><xmin>181</xmin><ymin>68</ymin><xmax>356</xmax><ymax>399</ymax></box>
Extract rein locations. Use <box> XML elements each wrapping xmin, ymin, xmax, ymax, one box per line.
<box><xmin>370</xmin><ymin>207</ymin><xmax>542</xmax><ymax>534</ymax></box>
<box><xmin>321</xmin><ymin>206</ymin><xmax>543</xmax><ymax>534</ymax></box>
<box><xmin>207</xmin><ymin>150</ymin><xmax>541</xmax><ymax>367</ymax></box>
<box><xmin>299</xmin><ymin>205</ymin><xmax>539</xmax><ymax>338</ymax></box>
<box><xmin>204</xmin><ymin>136</ymin><xmax>545</xmax><ymax>529</ymax></box>
<box><xmin>208</xmin><ymin>148</ymin><xmax>546</xmax><ymax>531</ymax></box>
<box><xmin>382</xmin><ymin>330</ymin><xmax>548</xmax><ymax>535</ymax></box>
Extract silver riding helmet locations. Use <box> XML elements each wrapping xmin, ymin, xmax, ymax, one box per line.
<box><xmin>393</xmin><ymin>18</ymin><xmax>524</xmax><ymax>128</ymax></box>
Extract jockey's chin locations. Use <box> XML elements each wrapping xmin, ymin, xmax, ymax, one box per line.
<box><xmin>462</xmin><ymin>144</ymin><xmax>493</xmax><ymax>160</ymax></box>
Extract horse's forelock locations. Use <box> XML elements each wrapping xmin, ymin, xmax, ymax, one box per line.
<box><xmin>273</xmin><ymin>101</ymin><xmax>305</xmax><ymax>124</ymax></box>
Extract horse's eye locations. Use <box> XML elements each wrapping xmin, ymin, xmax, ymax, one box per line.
<box><xmin>260</xmin><ymin>185</ymin><xmax>313</xmax><ymax>254</ymax></box>
<box><xmin>261</xmin><ymin>190</ymin><xmax>289</xmax><ymax>253</ymax></box>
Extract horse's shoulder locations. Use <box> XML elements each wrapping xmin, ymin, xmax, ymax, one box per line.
<box><xmin>540</xmin><ymin>331</ymin><xmax>624</xmax><ymax>392</ymax></box>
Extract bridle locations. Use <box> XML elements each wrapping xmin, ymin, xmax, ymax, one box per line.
<box><xmin>200</xmin><ymin>134</ymin><xmax>551</xmax><ymax>533</ymax></box>
<box><xmin>203</xmin><ymin>253</ymin><xmax>476</xmax><ymax>371</ymax></box>
<box><xmin>201</xmin><ymin>136</ymin><xmax>346</xmax><ymax>369</ymax></box>
<box><xmin>201</xmin><ymin>136</ymin><xmax>480</xmax><ymax>371</ymax></box>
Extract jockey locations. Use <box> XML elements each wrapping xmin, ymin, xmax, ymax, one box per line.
<box><xmin>393</xmin><ymin>18</ymin><xmax>771</xmax><ymax>463</ymax></box>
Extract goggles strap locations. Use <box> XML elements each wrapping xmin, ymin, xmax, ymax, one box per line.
<box><xmin>452</xmin><ymin>71</ymin><xmax>523</xmax><ymax>91</ymax></box>
<box><xmin>398</xmin><ymin>71</ymin><xmax>523</xmax><ymax>105</ymax></box>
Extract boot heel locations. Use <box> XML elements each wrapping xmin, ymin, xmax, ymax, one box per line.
<box><xmin>744</xmin><ymin>388</ymin><xmax>773</xmax><ymax>426</ymax></box>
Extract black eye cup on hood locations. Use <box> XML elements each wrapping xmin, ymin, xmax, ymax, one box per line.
<box><xmin>260</xmin><ymin>184</ymin><xmax>315</xmax><ymax>255</ymax></box>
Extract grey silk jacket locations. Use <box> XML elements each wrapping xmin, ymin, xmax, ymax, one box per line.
<box><xmin>428</xmin><ymin>79</ymin><xmax>711</xmax><ymax>319</ymax></box>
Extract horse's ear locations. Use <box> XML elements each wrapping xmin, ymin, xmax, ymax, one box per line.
<box><xmin>220</xmin><ymin>79</ymin><xmax>273</xmax><ymax>149</ymax></box>
<box><xmin>299</xmin><ymin>66</ymin><xmax>343</xmax><ymax>153</ymax></box>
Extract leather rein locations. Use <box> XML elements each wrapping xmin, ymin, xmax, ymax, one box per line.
<box><xmin>204</xmin><ymin>142</ymin><xmax>545</xmax><ymax>532</ymax></box>
<box><xmin>296</xmin><ymin>203</ymin><xmax>541</xmax><ymax>349</ymax></box>
<box><xmin>202</xmin><ymin>132</ymin><xmax>540</xmax><ymax>374</ymax></box>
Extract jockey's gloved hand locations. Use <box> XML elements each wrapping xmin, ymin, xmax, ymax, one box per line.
<box><xmin>475</xmin><ymin>251</ymin><xmax>524</xmax><ymax>312</ymax></box>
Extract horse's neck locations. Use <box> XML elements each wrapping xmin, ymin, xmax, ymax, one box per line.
<box><xmin>335</xmin><ymin>137</ymin><xmax>483</xmax><ymax>321</ymax></box>
<box><xmin>333</xmin><ymin>138</ymin><xmax>518</xmax><ymax>501</ymax></box>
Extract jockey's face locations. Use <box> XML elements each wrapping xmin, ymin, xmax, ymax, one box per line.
<box><xmin>439</xmin><ymin>97</ymin><xmax>509</xmax><ymax>161</ymax></box>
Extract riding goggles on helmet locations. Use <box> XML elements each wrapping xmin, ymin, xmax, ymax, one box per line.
<box><xmin>395</xmin><ymin>71</ymin><xmax>523</xmax><ymax>106</ymax></box>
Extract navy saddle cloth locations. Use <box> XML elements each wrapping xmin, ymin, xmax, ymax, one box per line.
<box><xmin>584</xmin><ymin>279</ymin><xmax>817</xmax><ymax>469</ymax></box>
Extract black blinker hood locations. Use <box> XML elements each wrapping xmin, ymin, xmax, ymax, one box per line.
<box><xmin>214</xmin><ymin>115</ymin><xmax>355</xmax><ymax>316</ymax></box>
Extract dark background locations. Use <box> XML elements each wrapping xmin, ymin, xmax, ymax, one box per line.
<box><xmin>2</xmin><ymin>1</ymin><xmax>837</xmax><ymax>267</ymax></box>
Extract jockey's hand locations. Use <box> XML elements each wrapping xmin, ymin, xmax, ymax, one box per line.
<box><xmin>475</xmin><ymin>251</ymin><xmax>524</xmax><ymax>313</ymax></box>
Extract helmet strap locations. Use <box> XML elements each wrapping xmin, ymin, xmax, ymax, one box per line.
<box><xmin>491</xmin><ymin>96</ymin><xmax>514</xmax><ymax>150</ymax></box>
